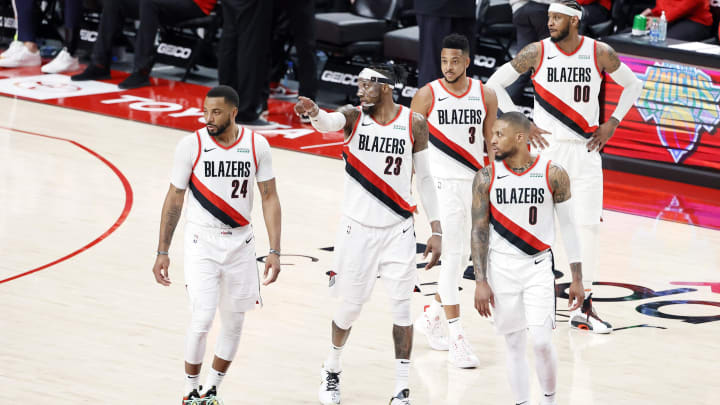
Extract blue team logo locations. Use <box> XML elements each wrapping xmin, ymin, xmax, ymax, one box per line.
<box><xmin>635</xmin><ymin>63</ymin><xmax>720</xmax><ymax>163</ymax></box>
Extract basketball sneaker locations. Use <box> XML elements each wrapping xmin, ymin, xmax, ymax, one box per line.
<box><xmin>1</xmin><ymin>41</ymin><xmax>23</xmax><ymax>59</ymax></box>
<box><xmin>389</xmin><ymin>388</ymin><xmax>411</xmax><ymax>405</ymax></box>
<box><xmin>414</xmin><ymin>311</ymin><xmax>449</xmax><ymax>351</ymax></box>
<box><xmin>570</xmin><ymin>293</ymin><xmax>612</xmax><ymax>334</ymax></box>
<box><xmin>270</xmin><ymin>82</ymin><xmax>298</xmax><ymax>99</ymax></box>
<box><xmin>447</xmin><ymin>334</ymin><xmax>479</xmax><ymax>369</ymax></box>
<box><xmin>0</xmin><ymin>44</ymin><xmax>40</xmax><ymax>68</ymax></box>
<box><xmin>199</xmin><ymin>385</ymin><xmax>223</xmax><ymax>405</ymax></box>
<box><xmin>319</xmin><ymin>365</ymin><xmax>341</xmax><ymax>404</ymax></box>
<box><xmin>41</xmin><ymin>48</ymin><xmax>80</xmax><ymax>73</ymax></box>
<box><xmin>182</xmin><ymin>387</ymin><xmax>201</xmax><ymax>405</ymax></box>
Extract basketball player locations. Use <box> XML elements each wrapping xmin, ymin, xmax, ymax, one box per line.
<box><xmin>151</xmin><ymin>85</ymin><xmax>282</xmax><ymax>404</ymax></box>
<box><xmin>410</xmin><ymin>33</ymin><xmax>497</xmax><ymax>369</ymax></box>
<box><xmin>486</xmin><ymin>0</ymin><xmax>643</xmax><ymax>333</ymax></box>
<box><xmin>472</xmin><ymin>112</ymin><xmax>585</xmax><ymax>405</ymax></box>
<box><xmin>294</xmin><ymin>64</ymin><xmax>442</xmax><ymax>405</ymax></box>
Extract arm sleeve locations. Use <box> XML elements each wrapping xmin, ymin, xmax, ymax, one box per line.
<box><xmin>254</xmin><ymin>134</ymin><xmax>275</xmax><ymax>182</ymax></box>
<box><xmin>170</xmin><ymin>134</ymin><xmax>198</xmax><ymax>190</ymax></box>
<box><xmin>608</xmin><ymin>63</ymin><xmax>643</xmax><ymax>123</ymax></box>
<box><xmin>310</xmin><ymin>109</ymin><xmax>347</xmax><ymax>133</ymax></box>
<box><xmin>413</xmin><ymin>149</ymin><xmax>440</xmax><ymax>223</ymax></box>
<box><xmin>486</xmin><ymin>62</ymin><xmax>521</xmax><ymax>114</ymax></box>
<box><xmin>555</xmin><ymin>199</ymin><xmax>582</xmax><ymax>264</ymax></box>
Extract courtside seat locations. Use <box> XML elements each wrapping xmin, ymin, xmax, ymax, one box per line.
<box><xmin>383</xmin><ymin>25</ymin><xmax>419</xmax><ymax>63</ymax></box>
<box><xmin>315</xmin><ymin>0</ymin><xmax>400</xmax><ymax>57</ymax></box>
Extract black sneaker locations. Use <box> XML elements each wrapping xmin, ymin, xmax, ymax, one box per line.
<box><xmin>118</xmin><ymin>71</ymin><xmax>150</xmax><ymax>89</ymax></box>
<box><xmin>182</xmin><ymin>387</ymin><xmax>201</xmax><ymax>405</ymax></box>
<box><xmin>70</xmin><ymin>64</ymin><xmax>110</xmax><ymax>81</ymax></box>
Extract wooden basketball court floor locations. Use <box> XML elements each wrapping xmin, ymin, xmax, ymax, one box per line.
<box><xmin>1</xmin><ymin>97</ymin><xmax>719</xmax><ymax>405</ymax></box>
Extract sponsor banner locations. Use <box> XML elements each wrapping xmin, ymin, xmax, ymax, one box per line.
<box><xmin>602</xmin><ymin>55</ymin><xmax>720</xmax><ymax>171</ymax></box>
<box><xmin>0</xmin><ymin>74</ymin><xmax>120</xmax><ymax>100</ymax></box>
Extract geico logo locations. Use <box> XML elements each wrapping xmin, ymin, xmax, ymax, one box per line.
<box><xmin>320</xmin><ymin>70</ymin><xmax>358</xmax><ymax>85</ymax></box>
<box><xmin>80</xmin><ymin>29</ymin><xmax>98</xmax><ymax>42</ymax></box>
<box><xmin>401</xmin><ymin>86</ymin><xmax>418</xmax><ymax>98</ymax></box>
<box><xmin>474</xmin><ymin>55</ymin><xmax>496</xmax><ymax>68</ymax></box>
<box><xmin>157</xmin><ymin>43</ymin><xmax>192</xmax><ymax>59</ymax></box>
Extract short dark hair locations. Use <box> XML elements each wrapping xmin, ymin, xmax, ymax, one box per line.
<box><xmin>497</xmin><ymin>111</ymin><xmax>531</xmax><ymax>133</ymax></box>
<box><xmin>442</xmin><ymin>33</ymin><xmax>470</xmax><ymax>55</ymax></box>
<box><xmin>206</xmin><ymin>85</ymin><xmax>239</xmax><ymax>108</ymax></box>
<box><xmin>556</xmin><ymin>0</ymin><xmax>581</xmax><ymax>12</ymax></box>
<box><xmin>367</xmin><ymin>63</ymin><xmax>407</xmax><ymax>86</ymax></box>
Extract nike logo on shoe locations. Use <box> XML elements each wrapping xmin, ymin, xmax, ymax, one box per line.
<box><xmin>497</xmin><ymin>174</ymin><xmax>509</xmax><ymax>179</ymax></box>
<box><xmin>204</xmin><ymin>147</ymin><xmax>216</xmax><ymax>152</ymax></box>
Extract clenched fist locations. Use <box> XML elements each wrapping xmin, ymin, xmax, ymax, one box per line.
<box><xmin>294</xmin><ymin>96</ymin><xmax>319</xmax><ymax>117</ymax></box>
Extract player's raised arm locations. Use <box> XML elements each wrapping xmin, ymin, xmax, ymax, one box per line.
<box><xmin>470</xmin><ymin>165</ymin><xmax>494</xmax><ymax>317</ymax></box>
<box><xmin>482</xmin><ymin>85</ymin><xmax>498</xmax><ymax>163</ymax></box>
<box><xmin>548</xmin><ymin>163</ymin><xmax>584</xmax><ymax>310</ymax></box>
<box><xmin>411</xmin><ymin>111</ymin><xmax>442</xmax><ymax>269</ymax></box>
<box><xmin>295</xmin><ymin>96</ymin><xmax>360</xmax><ymax>139</ymax></box>
<box><xmin>587</xmin><ymin>42</ymin><xmax>643</xmax><ymax>152</ymax></box>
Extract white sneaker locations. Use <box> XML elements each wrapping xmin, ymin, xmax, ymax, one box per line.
<box><xmin>319</xmin><ymin>365</ymin><xmax>341</xmax><ymax>404</ymax></box>
<box><xmin>569</xmin><ymin>294</ymin><xmax>612</xmax><ymax>334</ymax></box>
<box><xmin>414</xmin><ymin>312</ymin><xmax>449</xmax><ymax>351</ymax></box>
<box><xmin>448</xmin><ymin>334</ymin><xmax>479</xmax><ymax>369</ymax></box>
<box><xmin>0</xmin><ymin>44</ymin><xmax>41</xmax><ymax>68</ymax></box>
<box><xmin>1</xmin><ymin>41</ymin><xmax>24</xmax><ymax>58</ymax></box>
<box><xmin>41</xmin><ymin>48</ymin><xmax>79</xmax><ymax>73</ymax></box>
<box><xmin>389</xmin><ymin>388</ymin><xmax>411</xmax><ymax>404</ymax></box>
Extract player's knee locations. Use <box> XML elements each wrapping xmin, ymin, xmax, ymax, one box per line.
<box><xmin>189</xmin><ymin>308</ymin><xmax>216</xmax><ymax>334</ymax></box>
<box><xmin>390</xmin><ymin>298</ymin><xmax>412</xmax><ymax>327</ymax></box>
<box><xmin>504</xmin><ymin>329</ymin><xmax>527</xmax><ymax>352</ymax></box>
<box><xmin>333</xmin><ymin>300</ymin><xmax>363</xmax><ymax>330</ymax></box>
<box><xmin>220</xmin><ymin>311</ymin><xmax>245</xmax><ymax>337</ymax></box>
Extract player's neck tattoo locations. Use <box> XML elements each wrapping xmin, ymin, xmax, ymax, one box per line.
<box><xmin>510</xmin><ymin>160</ymin><xmax>533</xmax><ymax>174</ymax></box>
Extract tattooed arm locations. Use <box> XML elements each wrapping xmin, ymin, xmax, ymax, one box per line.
<box><xmin>471</xmin><ymin>165</ymin><xmax>495</xmax><ymax>317</ymax></box>
<box><xmin>152</xmin><ymin>184</ymin><xmax>186</xmax><ymax>286</ymax></box>
<box><xmin>549</xmin><ymin>163</ymin><xmax>584</xmax><ymax>310</ymax></box>
<box><xmin>259</xmin><ymin>178</ymin><xmax>282</xmax><ymax>285</ymax></box>
<box><xmin>338</xmin><ymin>105</ymin><xmax>361</xmax><ymax>139</ymax></box>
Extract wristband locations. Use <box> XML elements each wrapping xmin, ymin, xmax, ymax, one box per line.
<box><xmin>432</xmin><ymin>232</ymin><xmax>442</xmax><ymax>237</ymax></box>
<box><xmin>157</xmin><ymin>251</ymin><xmax>169</xmax><ymax>255</ymax></box>
<box><xmin>269</xmin><ymin>249</ymin><xmax>281</xmax><ymax>257</ymax></box>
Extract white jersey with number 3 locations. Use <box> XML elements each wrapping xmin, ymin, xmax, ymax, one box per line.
<box><xmin>489</xmin><ymin>155</ymin><xmax>555</xmax><ymax>257</ymax></box>
<box><xmin>532</xmin><ymin>36</ymin><xmax>603</xmax><ymax>141</ymax></box>
<box><xmin>426</xmin><ymin>78</ymin><xmax>487</xmax><ymax>179</ymax></box>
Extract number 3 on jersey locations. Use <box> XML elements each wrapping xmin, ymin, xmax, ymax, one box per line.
<box><xmin>231</xmin><ymin>179</ymin><xmax>248</xmax><ymax>198</ymax></box>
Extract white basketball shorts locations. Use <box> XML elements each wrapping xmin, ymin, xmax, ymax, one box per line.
<box><xmin>488</xmin><ymin>249</ymin><xmax>556</xmax><ymax>335</ymax></box>
<box><xmin>331</xmin><ymin>215</ymin><xmax>417</xmax><ymax>304</ymax></box>
<box><xmin>184</xmin><ymin>222</ymin><xmax>261</xmax><ymax>313</ymax></box>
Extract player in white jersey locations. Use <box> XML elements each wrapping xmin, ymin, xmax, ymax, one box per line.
<box><xmin>410</xmin><ymin>33</ymin><xmax>497</xmax><ymax>369</ymax></box>
<box><xmin>486</xmin><ymin>0</ymin><xmax>643</xmax><ymax>333</ymax></box>
<box><xmin>472</xmin><ymin>112</ymin><xmax>585</xmax><ymax>405</ymax></box>
<box><xmin>151</xmin><ymin>85</ymin><xmax>282</xmax><ymax>404</ymax></box>
<box><xmin>294</xmin><ymin>64</ymin><xmax>442</xmax><ymax>405</ymax></box>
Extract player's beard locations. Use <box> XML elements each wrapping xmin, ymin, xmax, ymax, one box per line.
<box><xmin>361</xmin><ymin>102</ymin><xmax>376</xmax><ymax>115</ymax></box>
<box><xmin>444</xmin><ymin>71</ymin><xmax>465</xmax><ymax>84</ymax></box>
<box><xmin>494</xmin><ymin>147</ymin><xmax>516</xmax><ymax>161</ymax></box>
<box><xmin>550</xmin><ymin>25</ymin><xmax>570</xmax><ymax>43</ymax></box>
<box><xmin>207</xmin><ymin>120</ymin><xmax>229</xmax><ymax>137</ymax></box>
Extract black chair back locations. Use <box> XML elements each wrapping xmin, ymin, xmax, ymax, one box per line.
<box><xmin>353</xmin><ymin>0</ymin><xmax>399</xmax><ymax>21</ymax></box>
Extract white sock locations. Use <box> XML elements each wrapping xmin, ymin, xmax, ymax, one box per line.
<box><xmin>203</xmin><ymin>368</ymin><xmax>226</xmax><ymax>390</ymax></box>
<box><xmin>541</xmin><ymin>391</ymin><xmax>557</xmax><ymax>405</ymax></box>
<box><xmin>394</xmin><ymin>359</ymin><xmax>410</xmax><ymax>395</ymax></box>
<box><xmin>184</xmin><ymin>373</ymin><xmax>200</xmax><ymax>393</ymax></box>
<box><xmin>427</xmin><ymin>299</ymin><xmax>443</xmax><ymax>320</ymax></box>
<box><xmin>325</xmin><ymin>344</ymin><xmax>343</xmax><ymax>372</ymax></box>
<box><xmin>447</xmin><ymin>317</ymin><xmax>464</xmax><ymax>339</ymax></box>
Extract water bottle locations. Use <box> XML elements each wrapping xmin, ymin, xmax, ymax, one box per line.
<box><xmin>649</xmin><ymin>18</ymin><xmax>659</xmax><ymax>42</ymax></box>
<box><xmin>281</xmin><ymin>61</ymin><xmax>295</xmax><ymax>87</ymax></box>
<box><xmin>659</xmin><ymin>11</ymin><xmax>667</xmax><ymax>41</ymax></box>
